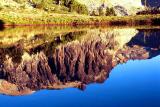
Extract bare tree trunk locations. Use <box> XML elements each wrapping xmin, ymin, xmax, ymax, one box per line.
<box><xmin>56</xmin><ymin>0</ymin><xmax>61</xmax><ymax>5</ymax></box>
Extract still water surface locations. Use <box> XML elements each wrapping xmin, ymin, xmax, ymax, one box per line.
<box><xmin>0</xmin><ymin>26</ymin><xmax>160</xmax><ymax>107</ymax></box>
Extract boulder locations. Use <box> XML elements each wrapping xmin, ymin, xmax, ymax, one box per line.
<box><xmin>113</xmin><ymin>5</ymin><xmax>128</xmax><ymax>16</ymax></box>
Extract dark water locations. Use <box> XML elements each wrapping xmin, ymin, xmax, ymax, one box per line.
<box><xmin>0</xmin><ymin>27</ymin><xmax>160</xmax><ymax>107</ymax></box>
<box><xmin>142</xmin><ymin>0</ymin><xmax>160</xmax><ymax>7</ymax></box>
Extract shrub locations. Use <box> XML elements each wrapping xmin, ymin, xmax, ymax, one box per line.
<box><xmin>31</xmin><ymin>0</ymin><xmax>52</xmax><ymax>8</ymax></box>
<box><xmin>0</xmin><ymin>4</ymin><xmax>3</xmax><ymax>10</ymax></box>
<box><xmin>58</xmin><ymin>0</ymin><xmax>72</xmax><ymax>6</ymax></box>
<box><xmin>98</xmin><ymin>7</ymin><xmax>106</xmax><ymax>16</ymax></box>
<box><xmin>106</xmin><ymin>7</ymin><xmax>116</xmax><ymax>16</ymax></box>
<box><xmin>53</xmin><ymin>0</ymin><xmax>73</xmax><ymax>6</ymax></box>
<box><xmin>68</xmin><ymin>0</ymin><xmax>88</xmax><ymax>15</ymax></box>
<box><xmin>90</xmin><ymin>9</ymin><xmax>99</xmax><ymax>16</ymax></box>
<box><xmin>13</xmin><ymin>0</ymin><xmax>27</xmax><ymax>3</ymax></box>
<box><xmin>52</xmin><ymin>5</ymin><xmax>69</xmax><ymax>13</ymax></box>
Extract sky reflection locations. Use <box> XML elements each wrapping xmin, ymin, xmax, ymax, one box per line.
<box><xmin>0</xmin><ymin>55</ymin><xmax>160</xmax><ymax>107</ymax></box>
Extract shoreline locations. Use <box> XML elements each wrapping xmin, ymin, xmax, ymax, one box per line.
<box><xmin>0</xmin><ymin>14</ymin><xmax>160</xmax><ymax>27</ymax></box>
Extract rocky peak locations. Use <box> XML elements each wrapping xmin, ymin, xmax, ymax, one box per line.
<box><xmin>1</xmin><ymin>28</ymin><xmax>160</xmax><ymax>96</ymax></box>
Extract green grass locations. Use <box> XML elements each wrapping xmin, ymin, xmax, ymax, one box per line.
<box><xmin>0</xmin><ymin>9</ymin><xmax>160</xmax><ymax>26</ymax></box>
<box><xmin>0</xmin><ymin>7</ymin><xmax>160</xmax><ymax>26</ymax></box>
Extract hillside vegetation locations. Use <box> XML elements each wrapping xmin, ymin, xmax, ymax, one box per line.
<box><xmin>0</xmin><ymin>0</ymin><xmax>89</xmax><ymax>14</ymax></box>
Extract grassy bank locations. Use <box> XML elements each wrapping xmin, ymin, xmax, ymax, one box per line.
<box><xmin>0</xmin><ymin>9</ymin><xmax>160</xmax><ymax>26</ymax></box>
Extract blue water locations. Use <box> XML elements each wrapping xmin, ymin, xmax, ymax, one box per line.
<box><xmin>0</xmin><ymin>55</ymin><xmax>160</xmax><ymax>107</ymax></box>
<box><xmin>143</xmin><ymin>0</ymin><xmax>160</xmax><ymax>7</ymax></box>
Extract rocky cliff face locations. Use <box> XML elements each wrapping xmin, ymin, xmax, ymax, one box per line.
<box><xmin>0</xmin><ymin>28</ymin><xmax>160</xmax><ymax>96</ymax></box>
<box><xmin>77</xmin><ymin>0</ymin><xmax>144</xmax><ymax>15</ymax></box>
<box><xmin>107</xmin><ymin>0</ymin><xmax>144</xmax><ymax>15</ymax></box>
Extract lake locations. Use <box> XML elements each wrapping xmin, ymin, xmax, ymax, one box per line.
<box><xmin>0</xmin><ymin>26</ymin><xmax>160</xmax><ymax>107</ymax></box>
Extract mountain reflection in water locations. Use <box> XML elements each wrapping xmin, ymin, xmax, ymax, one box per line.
<box><xmin>0</xmin><ymin>27</ymin><xmax>160</xmax><ymax>96</ymax></box>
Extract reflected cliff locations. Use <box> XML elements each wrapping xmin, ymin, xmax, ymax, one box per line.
<box><xmin>0</xmin><ymin>27</ymin><xmax>160</xmax><ymax>96</ymax></box>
